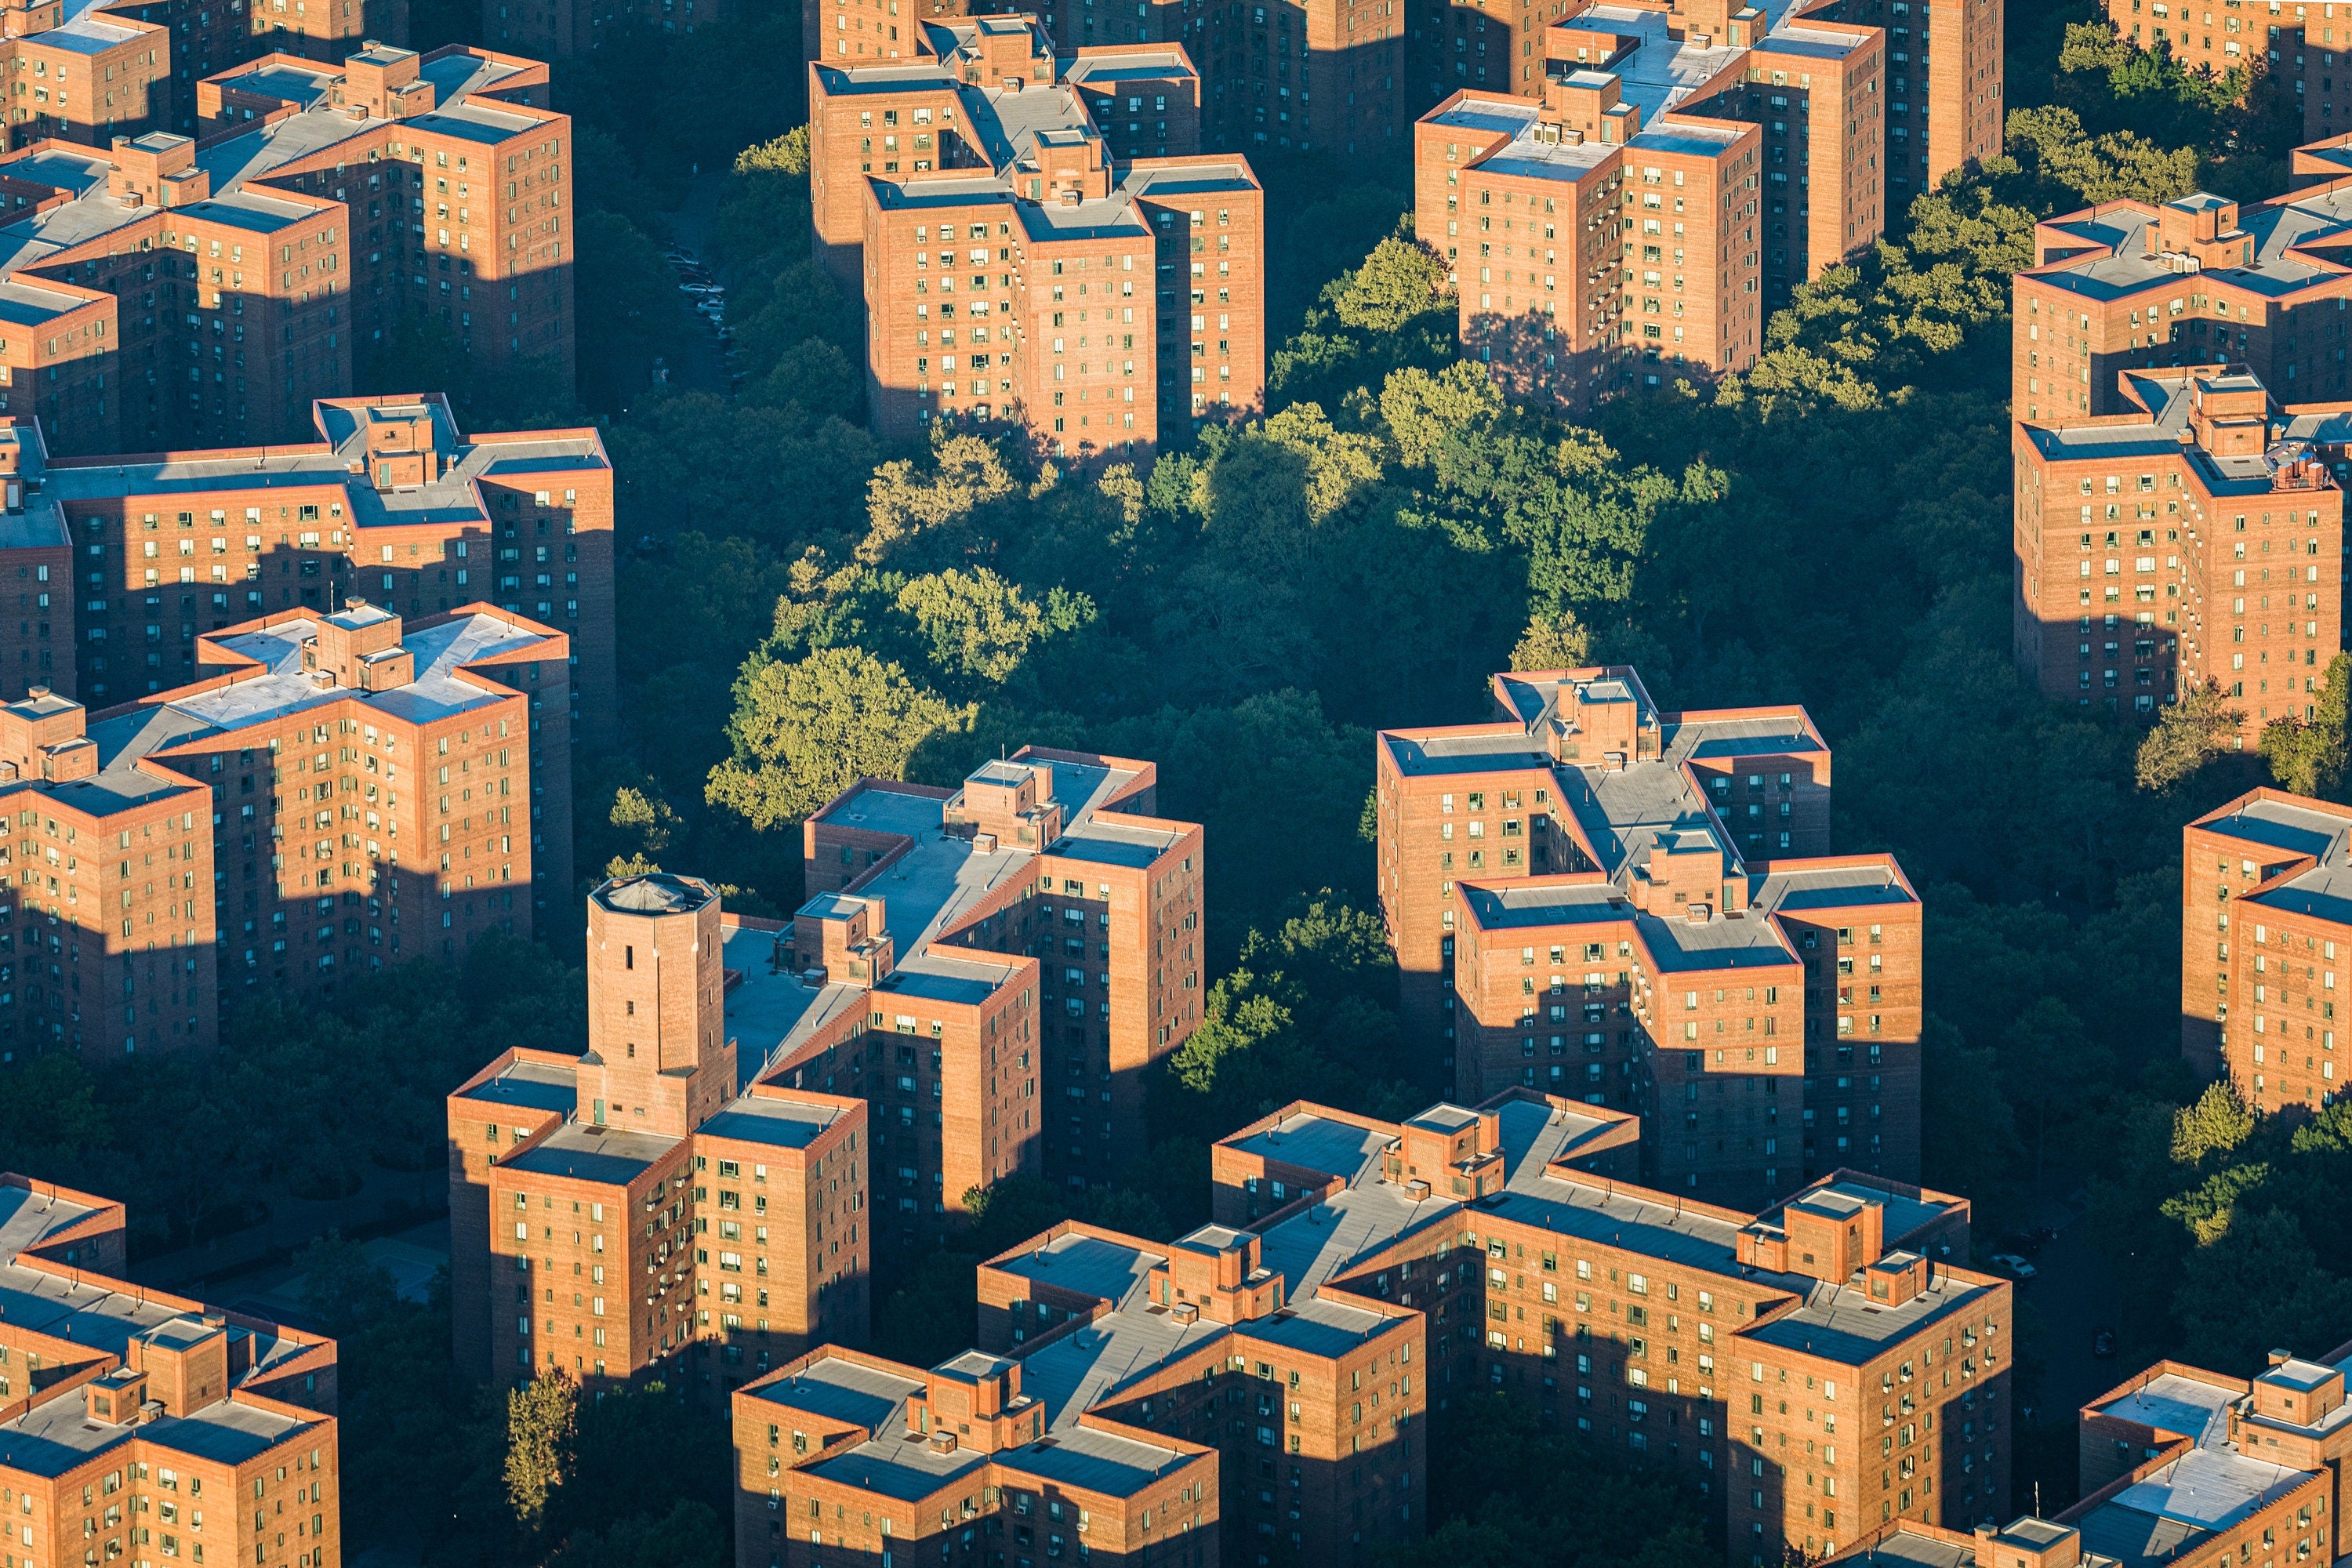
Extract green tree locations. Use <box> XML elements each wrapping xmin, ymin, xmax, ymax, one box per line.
<box><xmin>2259</xmin><ymin>653</ymin><xmax>2349</xmax><ymax>799</ymax></box>
<box><xmin>894</xmin><ymin>568</ymin><xmax>1095</xmax><ymax>686</ymax></box>
<box><xmin>2140</xmin><ymin>682</ymin><xmax>2247</xmax><ymax>793</ymax></box>
<box><xmin>504</xmin><ymin>1370</ymin><xmax>579</xmax><ymax>1530</ymax></box>
<box><xmin>706</xmin><ymin>646</ymin><xmax>968</xmax><ymax>828</ymax></box>
<box><xmin>1327</xmin><ymin>236</ymin><xmax>1448</xmax><ymax>332</ymax></box>
<box><xmin>548</xmin><ymin>1502</ymin><xmax>729</xmax><ymax>1568</ymax></box>
<box><xmin>2169</xmin><ymin>1081</ymin><xmax>2256</xmax><ymax>1165</ymax></box>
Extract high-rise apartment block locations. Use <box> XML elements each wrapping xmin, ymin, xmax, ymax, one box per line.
<box><xmin>0</xmin><ymin>1173</ymin><xmax>343</xmax><ymax>1568</ymax></box>
<box><xmin>2179</xmin><ymin>787</ymin><xmax>2351</xmax><ymax>1112</ymax></box>
<box><xmin>809</xmin><ymin>16</ymin><xmax>1267</xmax><ymax>455</ymax></box>
<box><xmin>731</xmin><ymin>1087</ymin><xmax>2008</xmax><ymax>1568</ymax></box>
<box><xmin>1411</xmin><ymin>0</ymin><xmax>2004</xmax><ymax>408</ymax></box>
<box><xmin>0</xmin><ymin>586</ymin><xmax>569</xmax><ymax>1061</ymax></box>
<box><xmin>1375</xmin><ymin>665</ymin><xmax>1922</xmax><ymax>1210</ymax></box>
<box><xmin>759</xmin><ymin>746</ymin><xmax>1204</xmax><ymax>1230</ymax></box>
<box><xmin>1834</xmin><ymin>1340</ymin><xmax>2352</xmax><ymax>1568</ymax></box>
<box><xmin>821</xmin><ymin>0</ymin><xmax>1406</xmax><ymax>155</ymax></box>
<box><xmin>0</xmin><ymin>395</ymin><xmax>615</xmax><ymax>750</ymax></box>
<box><xmin>0</xmin><ymin>42</ymin><xmax>571</xmax><ymax>459</ymax></box>
<box><xmin>448</xmin><ymin>873</ymin><xmax>873</xmax><ymax>1397</ymax></box>
<box><xmin>2010</xmin><ymin>365</ymin><xmax>2342</xmax><ymax>731</ymax></box>
<box><xmin>733</xmin><ymin>1346</ymin><xmax>1220</xmax><ymax>1568</ymax></box>
<box><xmin>0</xmin><ymin>2</ymin><xmax>171</xmax><ymax>153</ymax></box>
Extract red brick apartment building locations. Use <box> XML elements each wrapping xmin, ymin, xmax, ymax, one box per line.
<box><xmin>2009</xmin><ymin>154</ymin><xmax>2352</xmax><ymax>425</ymax></box>
<box><xmin>761</xmin><ymin>746</ymin><xmax>1204</xmax><ymax>1236</ymax></box>
<box><xmin>0</xmin><ymin>586</ymin><xmax>571</xmax><ymax>1062</ymax></box>
<box><xmin>1410</xmin><ymin>0</ymin><xmax>2005</xmax><ymax>409</ymax></box>
<box><xmin>448</xmin><ymin>873</ymin><xmax>873</xmax><ymax>1398</ymax></box>
<box><xmin>1374</xmin><ymin>664</ymin><xmax>1922</xmax><ymax>1210</ymax></box>
<box><xmin>0</xmin><ymin>42</ymin><xmax>572</xmax><ymax>459</ymax></box>
<box><xmin>1832</xmin><ymin>1340</ymin><xmax>2352</xmax><ymax>1568</ymax></box>
<box><xmin>0</xmin><ymin>0</ymin><xmax>171</xmax><ymax>155</ymax></box>
<box><xmin>731</xmin><ymin>1088</ymin><xmax>2006</xmax><ymax>1568</ymax></box>
<box><xmin>0</xmin><ymin>394</ymin><xmax>615</xmax><ymax>750</ymax></box>
<box><xmin>1409</xmin><ymin>0</ymin><xmax>1994</xmax><ymax>194</ymax></box>
<box><xmin>810</xmin><ymin>16</ymin><xmax>1267</xmax><ymax>456</ymax></box>
<box><xmin>816</xmin><ymin>0</ymin><xmax>1406</xmax><ymax>155</ymax></box>
<box><xmin>733</xmin><ymin>1346</ymin><xmax>1220</xmax><ymax>1568</ymax></box>
<box><xmin>2180</xmin><ymin>787</ymin><xmax>2352</xmax><ymax>1113</ymax></box>
<box><xmin>0</xmin><ymin>1172</ymin><xmax>343</xmax><ymax>1568</ymax></box>
<box><xmin>2010</xmin><ymin>365</ymin><xmax>2343</xmax><ymax>734</ymax></box>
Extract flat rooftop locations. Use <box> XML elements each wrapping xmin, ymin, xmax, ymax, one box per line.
<box><xmin>501</xmin><ymin>1122</ymin><xmax>679</xmax><ymax>1185</ymax></box>
<box><xmin>454</xmin><ymin>1058</ymin><xmax>576</xmax><ymax>1116</ymax></box>
<box><xmin>696</xmin><ymin>1094</ymin><xmax>844</xmax><ymax>1152</ymax></box>
<box><xmin>2093</xmin><ymin>1373</ymin><xmax>2238</xmax><ymax>1449</ymax></box>
<box><xmin>0</xmin><ymin>1184</ymin><xmax>97</xmax><ymax>1258</ymax></box>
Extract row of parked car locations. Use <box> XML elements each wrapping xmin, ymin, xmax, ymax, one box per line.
<box><xmin>664</xmin><ymin>243</ymin><xmax>745</xmax><ymax>394</ymax></box>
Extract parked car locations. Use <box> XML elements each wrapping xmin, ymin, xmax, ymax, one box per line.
<box><xmin>2092</xmin><ymin>1328</ymin><xmax>2118</xmax><ymax>1359</ymax></box>
<box><xmin>1987</xmin><ymin>1253</ymin><xmax>2038</xmax><ymax>1280</ymax></box>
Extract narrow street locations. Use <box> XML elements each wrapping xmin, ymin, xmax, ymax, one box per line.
<box><xmin>656</xmin><ymin>169</ymin><xmax>735</xmax><ymax>398</ymax></box>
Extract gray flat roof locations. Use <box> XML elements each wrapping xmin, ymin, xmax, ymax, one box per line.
<box><xmin>756</xmin><ymin>1353</ymin><xmax>923</xmax><ymax>1429</ymax></box>
<box><xmin>502</xmin><ymin>1122</ymin><xmax>679</xmax><ymax>1184</ymax></box>
<box><xmin>2094</xmin><ymin>1373</ymin><xmax>2238</xmax><ymax>1448</ymax></box>
<box><xmin>1222</xmin><ymin>1112</ymin><xmax>1388</xmax><ymax>1181</ymax></box>
<box><xmin>999</xmin><ymin>1422</ymin><xmax>1200</xmax><ymax>1497</ymax></box>
<box><xmin>455</xmin><ymin>1058</ymin><xmax>575</xmax><ymax>1115</ymax></box>
<box><xmin>0</xmin><ymin>1183</ymin><xmax>96</xmax><ymax>1258</ymax></box>
<box><xmin>1742</xmin><ymin>1269</ymin><xmax>1998</xmax><ymax>1365</ymax></box>
<box><xmin>697</xmin><ymin>1094</ymin><xmax>842</xmax><ymax>1152</ymax></box>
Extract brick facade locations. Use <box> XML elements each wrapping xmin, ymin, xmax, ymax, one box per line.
<box><xmin>0</xmin><ymin>586</ymin><xmax>568</xmax><ymax>1062</ymax></box>
<box><xmin>0</xmin><ymin>394</ymin><xmax>615</xmax><ymax>752</ymax></box>
<box><xmin>2180</xmin><ymin>787</ymin><xmax>2352</xmax><ymax>1114</ymax></box>
<box><xmin>0</xmin><ymin>44</ymin><xmax>572</xmax><ymax>460</ymax></box>
<box><xmin>813</xmin><ymin>16</ymin><xmax>1266</xmax><ymax>456</ymax></box>
<box><xmin>0</xmin><ymin>1172</ymin><xmax>343</xmax><ymax>1568</ymax></box>
<box><xmin>1835</xmin><ymin>1340</ymin><xmax>2352</xmax><ymax>1568</ymax></box>
<box><xmin>734</xmin><ymin>1345</ymin><xmax>1221</xmax><ymax>1568</ymax></box>
<box><xmin>740</xmin><ymin>1088</ymin><xmax>2005</xmax><ymax>1568</ymax></box>
<box><xmin>1375</xmin><ymin>665</ymin><xmax>1919</xmax><ymax>1210</ymax></box>
<box><xmin>448</xmin><ymin>873</ymin><xmax>874</xmax><ymax>1399</ymax></box>
<box><xmin>760</xmin><ymin>747</ymin><xmax>1204</xmax><ymax>1250</ymax></box>
<box><xmin>2011</xmin><ymin>365</ymin><xmax>2344</xmax><ymax>733</ymax></box>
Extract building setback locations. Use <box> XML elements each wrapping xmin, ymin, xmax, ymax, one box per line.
<box><xmin>817</xmin><ymin>0</ymin><xmax>1406</xmax><ymax>156</ymax></box>
<box><xmin>762</xmin><ymin>746</ymin><xmax>1205</xmax><ymax>1235</ymax></box>
<box><xmin>447</xmin><ymin>873</ymin><xmax>873</xmax><ymax>1399</ymax></box>
<box><xmin>1375</xmin><ymin>663</ymin><xmax>1922</xmax><ymax>1210</ymax></box>
<box><xmin>811</xmin><ymin>15</ymin><xmax>1266</xmax><ymax>456</ymax></box>
<box><xmin>0</xmin><ymin>586</ymin><xmax>569</xmax><ymax>1060</ymax></box>
<box><xmin>0</xmin><ymin>1172</ymin><xmax>343</xmax><ymax>1568</ymax></box>
<box><xmin>2180</xmin><ymin>787</ymin><xmax>2352</xmax><ymax>1112</ymax></box>
<box><xmin>0</xmin><ymin>394</ymin><xmax>615</xmax><ymax>752</ymax></box>
<box><xmin>1835</xmin><ymin>1340</ymin><xmax>2352</xmax><ymax>1568</ymax></box>
<box><xmin>2009</xmin><ymin>365</ymin><xmax>2343</xmax><ymax>733</ymax></box>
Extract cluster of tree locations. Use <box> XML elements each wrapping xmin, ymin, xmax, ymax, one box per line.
<box><xmin>2076</xmin><ymin>1084</ymin><xmax>2352</xmax><ymax>1391</ymax></box>
<box><xmin>0</xmin><ymin>936</ymin><xmax>580</xmax><ymax>1258</ymax></box>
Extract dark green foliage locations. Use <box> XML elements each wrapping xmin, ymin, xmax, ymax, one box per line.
<box><xmin>0</xmin><ymin>936</ymin><xmax>581</xmax><ymax>1255</ymax></box>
